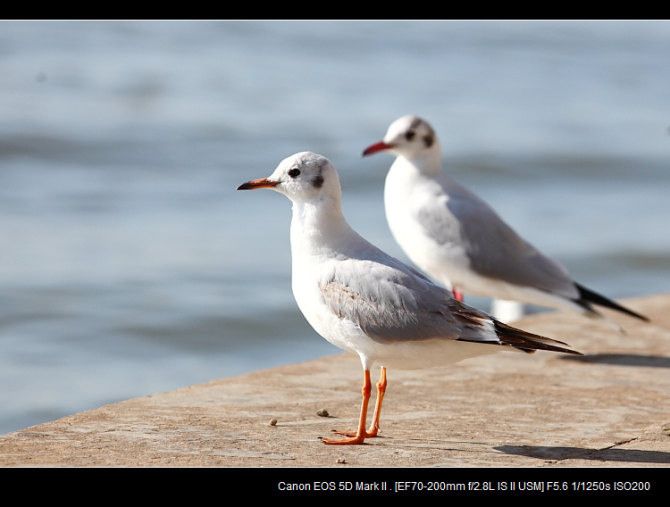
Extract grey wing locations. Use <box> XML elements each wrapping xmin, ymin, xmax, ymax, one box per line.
<box><xmin>424</xmin><ymin>177</ymin><xmax>578</xmax><ymax>299</ymax></box>
<box><xmin>318</xmin><ymin>256</ymin><xmax>498</xmax><ymax>345</ymax></box>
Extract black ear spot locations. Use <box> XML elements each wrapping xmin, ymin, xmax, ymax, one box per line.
<box><xmin>423</xmin><ymin>133</ymin><xmax>434</xmax><ymax>148</ymax></box>
<box><xmin>312</xmin><ymin>174</ymin><xmax>324</xmax><ymax>188</ymax></box>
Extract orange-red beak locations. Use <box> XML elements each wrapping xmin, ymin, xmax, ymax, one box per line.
<box><xmin>236</xmin><ymin>178</ymin><xmax>280</xmax><ymax>190</ymax></box>
<box><xmin>362</xmin><ymin>141</ymin><xmax>394</xmax><ymax>156</ymax></box>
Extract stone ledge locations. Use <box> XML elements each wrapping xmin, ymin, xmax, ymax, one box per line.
<box><xmin>1</xmin><ymin>294</ymin><xmax>669</xmax><ymax>468</ymax></box>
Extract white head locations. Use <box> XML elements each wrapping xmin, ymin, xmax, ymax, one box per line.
<box><xmin>237</xmin><ymin>151</ymin><xmax>342</xmax><ymax>205</ymax></box>
<box><xmin>362</xmin><ymin>115</ymin><xmax>440</xmax><ymax>161</ymax></box>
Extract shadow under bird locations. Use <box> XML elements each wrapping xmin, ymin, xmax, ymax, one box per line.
<box><xmin>362</xmin><ymin>115</ymin><xmax>648</xmax><ymax>329</ymax></box>
<box><xmin>237</xmin><ymin>151</ymin><xmax>581</xmax><ymax>445</ymax></box>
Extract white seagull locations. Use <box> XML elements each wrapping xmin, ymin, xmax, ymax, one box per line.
<box><xmin>237</xmin><ymin>151</ymin><xmax>581</xmax><ymax>445</ymax></box>
<box><xmin>362</xmin><ymin>115</ymin><xmax>648</xmax><ymax>327</ymax></box>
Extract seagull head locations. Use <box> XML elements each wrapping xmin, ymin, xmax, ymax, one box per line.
<box><xmin>237</xmin><ymin>151</ymin><xmax>342</xmax><ymax>205</ymax></box>
<box><xmin>362</xmin><ymin>115</ymin><xmax>439</xmax><ymax>160</ymax></box>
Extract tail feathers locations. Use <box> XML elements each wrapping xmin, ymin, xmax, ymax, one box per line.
<box><xmin>492</xmin><ymin>320</ymin><xmax>582</xmax><ymax>356</ymax></box>
<box><xmin>575</xmin><ymin>283</ymin><xmax>649</xmax><ymax>322</ymax></box>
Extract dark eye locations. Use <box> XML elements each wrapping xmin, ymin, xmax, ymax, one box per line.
<box><xmin>288</xmin><ymin>168</ymin><xmax>301</xmax><ymax>178</ymax></box>
<box><xmin>405</xmin><ymin>130</ymin><xmax>416</xmax><ymax>141</ymax></box>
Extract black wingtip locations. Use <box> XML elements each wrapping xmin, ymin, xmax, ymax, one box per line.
<box><xmin>493</xmin><ymin>320</ymin><xmax>583</xmax><ymax>356</ymax></box>
<box><xmin>575</xmin><ymin>283</ymin><xmax>649</xmax><ymax>322</ymax></box>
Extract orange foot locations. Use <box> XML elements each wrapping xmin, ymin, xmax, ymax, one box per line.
<box><xmin>321</xmin><ymin>433</ymin><xmax>367</xmax><ymax>445</ymax></box>
<box><xmin>326</xmin><ymin>428</ymin><xmax>375</xmax><ymax>438</ymax></box>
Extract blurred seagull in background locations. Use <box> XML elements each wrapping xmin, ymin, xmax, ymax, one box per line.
<box><xmin>362</xmin><ymin>115</ymin><xmax>648</xmax><ymax>328</ymax></box>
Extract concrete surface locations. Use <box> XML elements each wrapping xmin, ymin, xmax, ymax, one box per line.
<box><xmin>0</xmin><ymin>293</ymin><xmax>669</xmax><ymax>468</ymax></box>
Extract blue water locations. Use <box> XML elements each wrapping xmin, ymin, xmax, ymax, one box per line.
<box><xmin>0</xmin><ymin>20</ymin><xmax>668</xmax><ymax>435</ymax></box>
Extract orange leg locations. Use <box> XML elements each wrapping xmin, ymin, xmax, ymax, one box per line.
<box><xmin>321</xmin><ymin>369</ymin><xmax>372</xmax><ymax>445</ymax></box>
<box><xmin>322</xmin><ymin>367</ymin><xmax>387</xmax><ymax>444</ymax></box>
<box><xmin>366</xmin><ymin>367</ymin><xmax>387</xmax><ymax>437</ymax></box>
<box><xmin>452</xmin><ymin>289</ymin><xmax>463</xmax><ymax>302</ymax></box>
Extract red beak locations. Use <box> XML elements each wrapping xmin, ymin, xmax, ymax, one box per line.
<box><xmin>362</xmin><ymin>141</ymin><xmax>394</xmax><ymax>156</ymax></box>
<box><xmin>236</xmin><ymin>177</ymin><xmax>280</xmax><ymax>190</ymax></box>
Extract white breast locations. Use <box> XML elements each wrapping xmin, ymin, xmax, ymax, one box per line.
<box><xmin>384</xmin><ymin>160</ymin><xmax>471</xmax><ymax>291</ymax></box>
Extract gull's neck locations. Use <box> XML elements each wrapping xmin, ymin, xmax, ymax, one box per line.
<box><xmin>394</xmin><ymin>146</ymin><xmax>443</xmax><ymax>178</ymax></box>
<box><xmin>289</xmin><ymin>196</ymin><xmax>354</xmax><ymax>259</ymax></box>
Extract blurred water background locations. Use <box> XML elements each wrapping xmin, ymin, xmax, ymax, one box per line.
<box><xmin>0</xmin><ymin>19</ymin><xmax>668</xmax><ymax>435</ymax></box>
